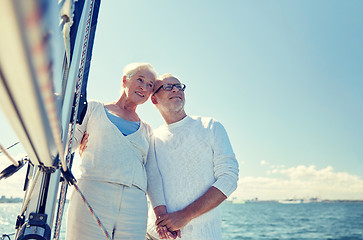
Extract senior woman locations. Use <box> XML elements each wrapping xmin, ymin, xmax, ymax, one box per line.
<box><xmin>66</xmin><ymin>63</ymin><xmax>166</xmax><ymax>240</ymax></box>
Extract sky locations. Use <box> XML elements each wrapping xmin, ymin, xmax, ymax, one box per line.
<box><xmin>1</xmin><ymin>0</ymin><xmax>363</xmax><ymax>200</ymax></box>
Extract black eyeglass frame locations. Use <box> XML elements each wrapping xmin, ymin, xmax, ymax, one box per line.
<box><xmin>153</xmin><ymin>83</ymin><xmax>186</xmax><ymax>94</ymax></box>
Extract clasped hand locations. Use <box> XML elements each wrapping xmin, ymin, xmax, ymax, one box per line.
<box><xmin>155</xmin><ymin>210</ymin><xmax>191</xmax><ymax>239</ymax></box>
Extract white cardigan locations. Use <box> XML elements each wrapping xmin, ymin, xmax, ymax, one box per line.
<box><xmin>73</xmin><ymin>100</ymin><xmax>165</xmax><ymax>207</ymax></box>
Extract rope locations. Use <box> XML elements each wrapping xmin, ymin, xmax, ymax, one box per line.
<box><xmin>53</xmin><ymin>181</ymin><xmax>68</xmax><ymax>240</ymax></box>
<box><xmin>1</xmin><ymin>233</ymin><xmax>14</xmax><ymax>240</ymax></box>
<box><xmin>73</xmin><ymin>183</ymin><xmax>111</xmax><ymax>239</ymax></box>
<box><xmin>53</xmin><ymin>0</ymin><xmax>101</xmax><ymax>239</ymax></box>
<box><xmin>64</xmin><ymin>0</ymin><xmax>95</xmax><ymax>171</ymax></box>
<box><xmin>0</xmin><ymin>143</ymin><xmax>19</xmax><ymax>167</ymax></box>
<box><xmin>20</xmin><ymin>169</ymin><xmax>41</xmax><ymax>216</ymax></box>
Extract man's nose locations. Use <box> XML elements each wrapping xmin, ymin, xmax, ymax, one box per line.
<box><xmin>171</xmin><ymin>85</ymin><xmax>180</xmax><ymax>92</ymax></box>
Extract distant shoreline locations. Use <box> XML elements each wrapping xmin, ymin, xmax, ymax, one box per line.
<box><xmin>225</xmin><ymin>199</ymin><xmax>363</xmax><ymax>204</ymax></box>
<box><xmin>0</xmin><ymin>196</ymin><xmax>69</xmax><ymax>203</ymax></box>
<box><xmin>1</xmin><ymin>196</ymin><xmax>362</xmax><ymax>204</ymax></box>
<box><xmin>0</xmin><ymin>196</ymin><xmax>22</xmax><ymax>203</ymax></box>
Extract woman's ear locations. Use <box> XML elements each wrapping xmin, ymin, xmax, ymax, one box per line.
<box><xmin>122</xmin><ymin>75</ymin><xmax>127</xmax><ymax>88</ymax></box>
<box><xmin>151</xmin><ymin>95</ymin><xmax>158</xmax><ymax>104</ymax></box>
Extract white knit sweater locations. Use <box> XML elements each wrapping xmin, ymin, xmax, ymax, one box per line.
<box><xmin>147</xmin><ymin>116</ymin><xmax>239</xmax><ymax>240</ymax></box>
<box><xmin>73</xmin><ymin>100</ymin><xmax>165</xmax><ymax>207</ymax></box>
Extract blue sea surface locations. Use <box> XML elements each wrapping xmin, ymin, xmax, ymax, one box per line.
<box><xmin>221</xmin><ymin>202</ymin><xmax>363</xmax><ymax>240</ymax></box>
<box><xmin>1</xmin><ymin>202</ymin><xmax>363</xmax><ymax>239</ymax></box>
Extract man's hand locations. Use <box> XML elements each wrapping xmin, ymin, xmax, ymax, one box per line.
<box><xmin>153</xmin><ymin>205</ymin><xmax>181</xmax><ymax>239</ymax></box>
<box><xmin>156</xmin><ymin>211</ymin><xmax>191</xmax><ymax>232</ymax></box>
<box><xmin>79</xmin><ymin>132</ymin><xmax>89</xmax><ymax>157</ymax></box>
<box><xmin>156</xmin><ymin>225</ymin><xmax>180</xmax><ymax>239</ymax></box>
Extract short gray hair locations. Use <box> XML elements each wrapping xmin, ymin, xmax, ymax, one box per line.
<box><xmin>123</xmin><ymin>63</ymin><xmax>157</xmax><ymax>80</ymax></box>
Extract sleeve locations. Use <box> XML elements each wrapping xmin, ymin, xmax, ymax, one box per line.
<box><xmin>70</xmin><ymin>101</ymin><xmax>93</xmax><ymax>152</ymax></box>
<box><xmin>211</xmin><ymin>120</ymin><xmax>239</xmax><ymax>197</ymax></box>
<box><xmin>146</xmin><ymin>133</ymin><xmax>166</xmax><ymax>208</ymax></box>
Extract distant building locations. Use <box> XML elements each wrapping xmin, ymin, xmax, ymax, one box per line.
<box><xmin>0</xmin><ymin>196</ymin><xmax>22</xmax><ymax>203</ymax></box>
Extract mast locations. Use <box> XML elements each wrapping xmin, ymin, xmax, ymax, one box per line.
<box><xmin>0</xmin><ymin>0</ymin><xmax>101</xmax><ymax>239</ymax></box>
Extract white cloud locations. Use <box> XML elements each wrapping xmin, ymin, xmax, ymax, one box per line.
<box><xmin>231</xmin><ymin>165</ymin><xmax>363</xmax><ymax>201</ymax></box>
<box><xmin>260</xmin><ymin>160</ymin><xmax>268</xmax><ymax>166</ymax></box>
<box><xmin>3</xmin><ymin>154</ymin><xmax>363</xmax><ymax>202</ymax></box>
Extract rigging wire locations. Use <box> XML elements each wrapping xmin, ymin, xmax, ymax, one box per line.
<box><xmin>0</xmin><ymin>65</ymin><xmax>43</xmax><ymax>168</ymax></box>
<box><xmin>0</xmin><ymin>141</ymin><xmax>20</xmax><ymax>153</ymax></box>
<box><xmin>0</xmin><ymin>143</ymin><xmax>19</xmax><ymax>166</ymax></box>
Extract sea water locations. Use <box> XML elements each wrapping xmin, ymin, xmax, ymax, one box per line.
<box><xmin>221</xmin><ymin>202</ymin><xmax>363</xmax><ymax>240</ymax></box>
<box><xmin>1</xmin><ymin>202</ymin><xmax>363</xmax><ymax>240</ymax></box>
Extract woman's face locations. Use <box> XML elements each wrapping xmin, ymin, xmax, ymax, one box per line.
<box><xmin>123</xmin><ymin>68</ymin><xmax>155</xmax><ymax>105</ymax></box>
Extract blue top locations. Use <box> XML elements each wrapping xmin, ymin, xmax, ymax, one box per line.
<box><xmin>105</xmin><ymin>107</ymin><xmax>140</xmax><ymax>136</ymax></box>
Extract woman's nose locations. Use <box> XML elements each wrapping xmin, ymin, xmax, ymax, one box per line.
<box><xmin>139</xmin><ymin>82</ymin><xmax>146</xmax><ymax>90</ymax></box>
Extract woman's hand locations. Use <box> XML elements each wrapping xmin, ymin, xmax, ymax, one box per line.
<box><xmin>156</xmin><ymin>225</ymin><xmax>180</xmax><ymax>239</ymax></box>
<box><xmin>156</xmin><ymin>210</ymin><xmax>190</xmax><ymax>232</ymax></box>
<box><xmin>153</xmin><ymin>206</ymin><xmax>181</xmax><ymax>239</ymax></box>
<box><xmin>79</xmin><ymin>132</ymin><xmax>89</xmax><ymax>157</ymax></box>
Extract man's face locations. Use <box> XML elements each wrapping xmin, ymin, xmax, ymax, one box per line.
<box><xmin>153</xmin><ymin>76</ymin><xmax>185</xmax><ymax>112</ymax></box>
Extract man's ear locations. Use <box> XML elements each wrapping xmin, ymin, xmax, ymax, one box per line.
<box><xmin>151</xmin><ymin>95</ymin><xmax>158</xmax><ymax>104</ymax></box>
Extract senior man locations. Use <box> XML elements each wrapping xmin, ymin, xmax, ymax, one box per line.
<box><xmin>147</xmin><ymin>73</ymin><xmax>239</xmax><ymax>240</ymax></box>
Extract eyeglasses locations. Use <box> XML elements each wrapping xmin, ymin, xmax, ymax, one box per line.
<box><xmin>154</xmin><ymin>83</ymin><xmax>186</xmax><ymax>94</ymax></box>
